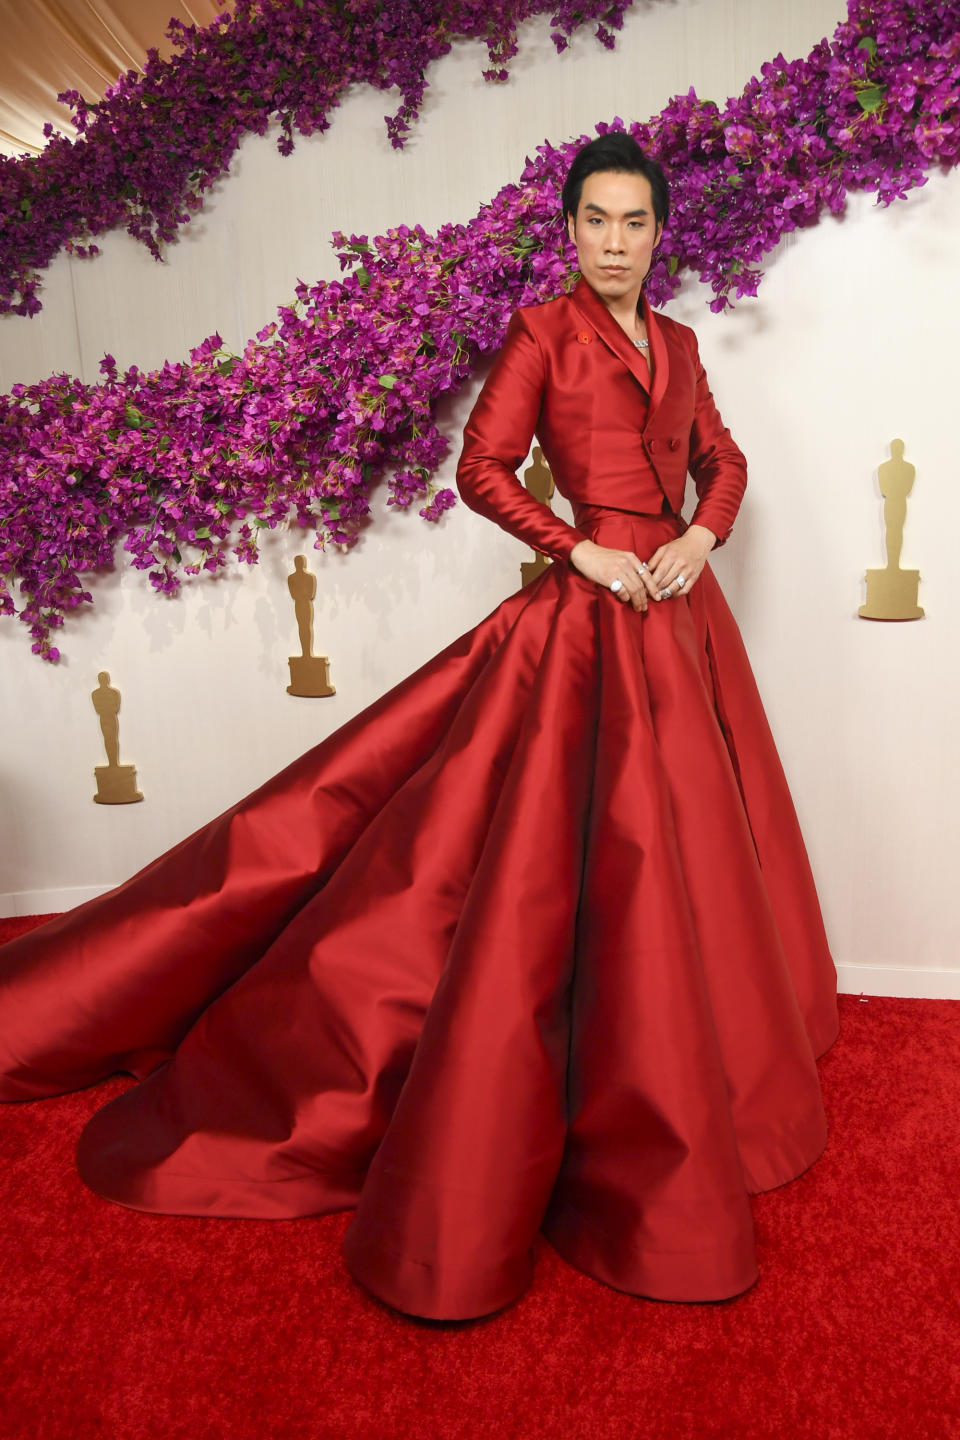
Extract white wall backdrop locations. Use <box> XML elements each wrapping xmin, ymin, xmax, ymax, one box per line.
<box><xmin>2</xmin><ymin>0</ymin><xmax>957</xmax><ymax>997</ymax></box>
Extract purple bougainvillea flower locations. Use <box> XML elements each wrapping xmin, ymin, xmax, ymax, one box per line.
<box><xmin>1</xmin><ymin>0</ymin><xmax>959</xmax><ymax>659</ymax></box>
<box><xmin>0</xmin><ymin>0</ymin><xmax>635</xmax><ymax>318</ymax></box>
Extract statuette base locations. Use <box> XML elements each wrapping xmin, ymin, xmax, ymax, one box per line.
<box><xmin>287</xmin><ymin>655</ymin><xmax>336</xmax><ymax>697</ymax></box>
<box><xmin>94</xmin><ymin>764</ymin><xmax>143</xmax><ymax>804</ymax></box>
<box><xmin>859</xmin><ymin>567</ymin><xmax>924</xmax><ymax>621</ymax></box>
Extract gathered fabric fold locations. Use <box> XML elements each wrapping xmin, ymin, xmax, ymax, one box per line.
<box><xmin>0</xmin><ymin>509</ymin><xmax>838</xmax><ymax>1320</ymax></box>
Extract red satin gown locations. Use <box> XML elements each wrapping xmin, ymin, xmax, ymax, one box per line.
<box><xmin>0</xmin><ymin>278</ymin><xmax>839</xmax><ymax>1322</ymax></box>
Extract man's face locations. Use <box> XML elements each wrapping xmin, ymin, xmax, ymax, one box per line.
<box><xmin>566</xmin><ymin>170</ymin><xmax>662</xmax><ymax>302</ymax></box>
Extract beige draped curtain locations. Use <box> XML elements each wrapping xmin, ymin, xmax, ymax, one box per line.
<box><xmin>0</xmin><ymin>1</ymin><xmax>234</xmax><ymax>157</ymax></box>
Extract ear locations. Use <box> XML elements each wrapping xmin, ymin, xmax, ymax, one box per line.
<box><xmin>566</xmin><ymin>211</ymin><xmax>576</xmax><ymax>245</ymax></box>
<box><xmin>654</xmin><ymin>220</ymin><xmax>664</xmax><ymax>249</ymax></box>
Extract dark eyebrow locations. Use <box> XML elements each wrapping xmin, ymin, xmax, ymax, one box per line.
<box><xmin>583</xmin><ymin>202</ymin><xmax>650</xmax><ymax>218</ymax></box>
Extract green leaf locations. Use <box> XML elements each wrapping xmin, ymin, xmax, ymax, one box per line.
<box><xmin>19</xmin><ymin>198</ymin><xmax>31</xmax><ymax>218</ymax></box>
<box><xmin>217</xmin><ymin>357</ymin><xmax>237</xmax><ymax>377</ymax></box>
<box><xmin>215</xmin><ymin>499</ymin><xmax>231</xmax><ymax>515</ymax></box>
<box><xmin>857</xmin><ymin>36</ymin><xmax>878</xmax><ymax>60</ymax></box>
<box><xmin>354</xmin><ymin>266</ymin><xmax>370</xmax><ymax>287</ymax></box>
<box><xmin>378</xmin><ymin>374</ymin><xmax>398</xmax><ymax>390</ymax></box>
<box><xmin>856</xmin><ymin>85</ymin><xmax>885</xmax><ymax>113</ymax></box>
<box><xmin>666</xmin><ymin>255</ymin><xmax>679</xmax><ymax>276</ymax></box>
<box><xmin>194</xmin><ymin>526</ymin><xmax>211</xmax><ymax>540</ymax></box>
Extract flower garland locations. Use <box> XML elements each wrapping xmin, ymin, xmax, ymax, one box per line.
<box><xmin>2</xmin><ymin>0</ymin><xmax>959</xmax><ymax>661</ymax></box>
<box><xmin>0</xmin><ymin>0</ymin><xmax>632</xmax><ymax>317</ymax></box>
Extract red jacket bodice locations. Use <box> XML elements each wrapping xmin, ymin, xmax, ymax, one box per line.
<box><xmin>455</xmin><ymin>276</ymin><xmax>747</xmax><ymax>563</ymax></box>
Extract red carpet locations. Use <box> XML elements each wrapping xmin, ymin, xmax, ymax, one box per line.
<box><xmin>1</xmin><ymin>913</ymin><xmax>958</xmax><ymax>1440</ymax></box>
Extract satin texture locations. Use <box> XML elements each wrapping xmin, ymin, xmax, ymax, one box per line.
<box><xmin>0</xmin><ymin>281</ymin><xmax>837</xmax><ymax>1320</ymax></box>
<box><xmin>456</xmin><ymin>277</ymin><xmax>747</xmax><ymax>563</ymax></box>
<box><xmin>0</xmin><ymin>505</ymin><xmax>838</xmax><ymax>1321</ymax></box>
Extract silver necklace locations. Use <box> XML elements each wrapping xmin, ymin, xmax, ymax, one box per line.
<box><xmin>632</xmin><ymin>338</ymin><xmax>649</xmax><ymax>350</ymax></box>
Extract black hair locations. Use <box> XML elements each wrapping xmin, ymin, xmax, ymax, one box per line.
<box><xmin>561</xmin><ymin>133</ymin><xmax>669</xmax><ymax>231</ymax></box>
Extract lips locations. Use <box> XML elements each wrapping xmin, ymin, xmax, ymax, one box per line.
<box><xmin>601</xmin><ymin>267</ymin><xmax>628</xmax><ymax>276</ymax></box>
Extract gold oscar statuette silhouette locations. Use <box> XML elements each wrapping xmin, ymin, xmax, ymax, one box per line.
<box><xmin>91</xmin><ymin>672</ymin><xmax>143</xmax><ymax>804</ymax></box>
<box><xmin>859</xmin><ymin>438</ymin><xmax>924</xmax><ymax>621</ymax></box>
<box><xmin>520</xmin><ymin>447</ymin><xmax>556</xmax><ymax>587</ymax></box>
<box><xmin>286</xmin><ymin>554</ymin><xmax>336</xmax><ymax>697</ymax></box>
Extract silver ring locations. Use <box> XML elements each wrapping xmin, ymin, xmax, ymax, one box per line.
<box><xmin>610</xmin><ymin>578</ymin><xmax>623</xmax><ymax>593</ymax></box>
<box><xmin>661</xmin><ymin>585</ymin><xmax>673</xmax><ymax>598</ymax></box>
<box><xmin>638</xmin><ymin>561</ymin><xmax>649</xmax><ymax>573</ymax></box>
<box><xmin>676</xmin><ymin>574</ymin><xmax>686</xmax><ymax>588</ymax></box>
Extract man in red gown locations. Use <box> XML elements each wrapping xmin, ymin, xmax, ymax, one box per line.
<box><xmin>0</xmin><ymin>136</ymin><xmax>838</xmax><ymax>1322</ymax></box>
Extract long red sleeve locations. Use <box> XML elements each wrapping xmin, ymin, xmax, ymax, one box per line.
<box><xmin>684</xmin><ymin>334</ymin><xmax>748</xmax><ymax>548</ymax></box>
<box><xmin>455</xmin><ymin>310</ymin><xmax>590</xmax><ymax>563</ymax></box>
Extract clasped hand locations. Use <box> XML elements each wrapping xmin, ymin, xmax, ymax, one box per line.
<box><xmin>569</xmin><ymin>525</ymin><xmax>717</xmax><ymax>612</ymax></box>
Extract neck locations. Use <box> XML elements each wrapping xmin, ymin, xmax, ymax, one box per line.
<box><xmin>590</xmin><ymin>281</ymin><xmax>644</xmax><ymax>328</ymax></box>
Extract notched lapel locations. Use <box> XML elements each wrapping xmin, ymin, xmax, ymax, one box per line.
<box><xmin>643</xmin><ymin>293</ymin><xmax>670</xmax><ymax>416</ymax></box>
<box><xmin>569</xmin><ymin>278</ymin><xmax>668</xmax><ymax>411</ymax></box>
